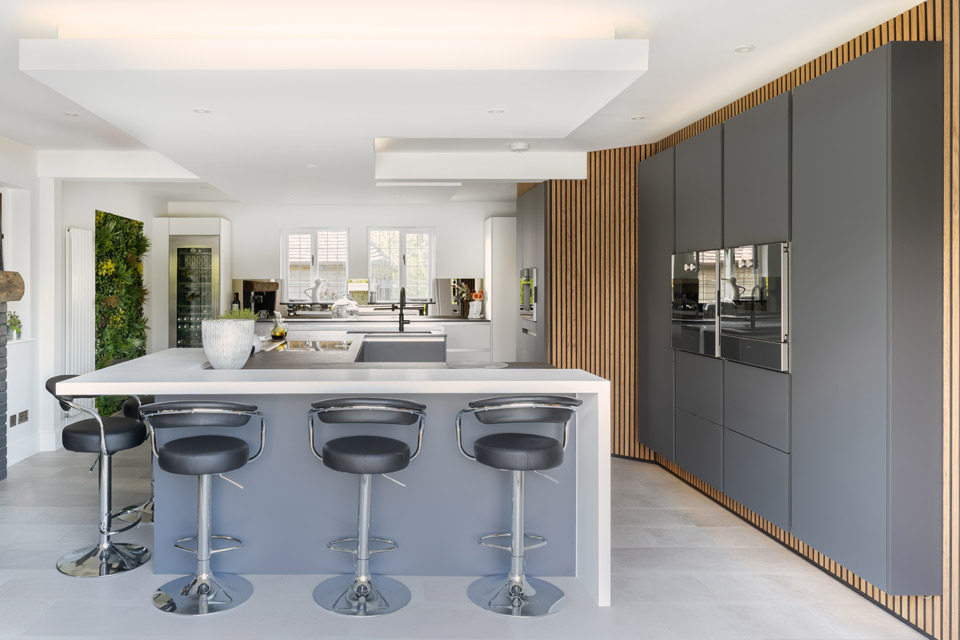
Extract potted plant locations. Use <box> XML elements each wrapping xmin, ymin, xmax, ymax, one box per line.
<box><xmin>6</xmin><ymin>310</ymin><xmax>21</xmax><ymax>340</ymax></box>
<box><xmin>202</xmin><ymin>308</ymin><xmax>258</xmax><ymax>370</ymax></box>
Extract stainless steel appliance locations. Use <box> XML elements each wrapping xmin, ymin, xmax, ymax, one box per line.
<box><xmin>719</xmin><ymin>242</ymin><xmax>789</xmax><ymax>371</ymax></box>
<box><xmin>671</xmin><ymin>250</ymin><xmax>719</xmax><ymax>356</ymax></box>
<box><xmin>520</xmin><ymin>267</ymin><xmax>537</xmax><ymax>322</ymax></box>
<box><xmin>169</xmin><ymin>235</ymin><xmax>220</xmax><ymax>348</ymax></box>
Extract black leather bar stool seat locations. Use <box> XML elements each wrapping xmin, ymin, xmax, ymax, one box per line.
<box><xmin>322</xmin><ymin>436</ymin><xmax>410</xmax><ymax>475</ymax></box>
<box><xmin>473</xmin><ymin>433</ymin><xmax>563</xmax><ymax>471</ymax></box>
<box><xmin>158</xmin><ymin>436</ymin><xmax>250</xmax><ymax>476</ymax></box>
<box><xmin>44</xmin><ymin>375</ymin><xmax>151</xmax><ymax>577</ymax></box>
<box><xmin>62</xmin><ymin>416</ymin><xmax>146</xmax><ymax>454</ymax></box>
<box><xmin>140</xmin><ymin>400</ymin><xmax>265</xmax><ymax>616</ymax></box>
<box><xmin>456</xmin><ymin>395</ymin><xmax>582</xmax><ymax>617</ymax></box>
<box><xmin>308</xmin><ymin>397</ymin><xmax>426</xmax><ymax>616</ymax></box>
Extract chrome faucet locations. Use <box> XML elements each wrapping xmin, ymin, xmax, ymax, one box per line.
<box><xmin>392</xmin><ymin>287</ymin><xmax>411</xmax><ymax>333</ymax></box>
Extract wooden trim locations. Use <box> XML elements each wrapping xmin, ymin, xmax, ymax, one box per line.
<box><xmin>544</xmin><ymin>0</ymin><xmax>958</xmax><ymax>636</ymax></box>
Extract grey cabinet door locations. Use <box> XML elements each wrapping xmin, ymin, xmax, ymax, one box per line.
<box><xmin>675</xmin><ymin>409</ymin><xmax>723</xmax><ymax>491</ymax></box>
<box><xmin>723</xmin><ymin>92</ymin><xmax>791</xmax><ymax>247</ymax></box>
<box><xmin>636</xmin><ymin>148</ymin><xmax>676</xmax><ymax>459</ymax></box>
<box><xmin>675</xmin><ymin>124</ymin><xmax>722</xmax><ymax>252</ymax></box>
<box><xmin>724</xmin><ymin>429</ymin><xmax>790</xmax><ymax>530</ymax></box>
<box><xmin>675</xmin><ymin>350</ymin><xmax>723</xmax><ymax>425</ymax></box>
<box><xmin>723</xmin><ymin>361</ymin><xmax>790</xmax><ymax>453</ymax></box>
<box><xmin>792</xmin><ymin>43</ymin><xmax>942</xmax><ymax>595</ymax></box>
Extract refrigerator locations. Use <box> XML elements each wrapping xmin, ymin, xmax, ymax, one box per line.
<box><xmin>169</xmin><ymin>235</ymin><xmax>221</xmax><ymax>348</ymax></box>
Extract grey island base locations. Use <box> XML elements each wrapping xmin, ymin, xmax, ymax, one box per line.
<box><xmin>57</xmin><ymin>348</ymin><xmax>612</xmax><ymax>606</ymax></box>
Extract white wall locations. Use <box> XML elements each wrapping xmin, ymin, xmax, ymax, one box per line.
<box><xmin>166</xmin><ymin>201</ymin><xmax>516</xmax><ymax>285</ymax></box>
<box><xmin>0</xmin><ymin>135</ymin><xmax>39</xmax><ymax>465</ymax></box>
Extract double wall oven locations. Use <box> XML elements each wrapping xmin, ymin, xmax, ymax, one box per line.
<box><xmin>671</xmin><ymin>242</ymin><xmax>789</xmax><ymax>371</ymax></box>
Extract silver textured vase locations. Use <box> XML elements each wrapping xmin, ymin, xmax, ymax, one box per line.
<box><xmin>201</xmin><ymin>319</ymin><xmax>255</xmax><ymax>370</ymax></box>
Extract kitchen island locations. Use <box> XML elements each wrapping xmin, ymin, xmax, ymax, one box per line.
<box><xmin>56</xmin><ymin>348</ymin><xmax>611</xmax><ymax>605</ymax></box>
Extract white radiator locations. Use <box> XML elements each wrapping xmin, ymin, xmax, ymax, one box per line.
<box><xmin>65</xmin><ymin>227</ymin><xmax>95</xmax><ymax>416</ymax></box>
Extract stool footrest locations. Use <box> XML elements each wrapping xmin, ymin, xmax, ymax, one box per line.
<box><xmin>328</xmin><ymin>536</ymin><xmax>398</xmax><ymax>555</ymax></box>
<box><xmin>478</xmin><ymin>532</ymin><xmax>547</xmax><ymax>553</ymax></box>
<box><xmin>103</xmin><ymin>506</ymin><xmax>142</xmax><ymax>535</ymax></box>
<box><xmin>174</xmin><ymin>534</ymin><xmax>243</xmax><ymax>555</ymax></box>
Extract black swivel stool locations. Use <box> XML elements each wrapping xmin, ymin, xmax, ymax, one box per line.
<box><xmin>139</xmin><ymin>400</ymin><xmax>265</xmax><ymax>616</ymax></box>
<box><xmin>456</xmin><ymin>395</ymin><xmax>582</xmax><ymax>617</ymax></box>
<box><xmin>308</xmin><ymin>397</ymin><xmax>425</xmax><ymax>616</ymax></box>
<box><xmin>44</xmin><ymin>376</ymin><xmax>151</xmax><ymax>577</ymax></box>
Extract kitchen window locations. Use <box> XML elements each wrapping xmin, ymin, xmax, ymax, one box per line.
<box><xmin>368</xmin><ymin>227</ymin><xmax>434</xmax><ymax>302</ymax></box>
<box><xmin>281</xmin><ymin>228</ymin><xmax>348</xmax><ymax>302</ymax></box>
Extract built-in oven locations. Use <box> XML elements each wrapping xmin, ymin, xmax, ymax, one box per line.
<box><xmin>718</xmin><ymin>242</ymin><xmax>789</xmax><ymax>371</ymax></box>
<box><xmin>671</xmin><ymin>250</ymin><xmax>719</xmax><ymax>357</ymax></box>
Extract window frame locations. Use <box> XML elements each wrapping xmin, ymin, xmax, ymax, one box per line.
<box><xmin>280</xmin><ymin>227</ymin><xmax>350</xmax><ymax>303</ymax></box>
<box><xmin>366</xmin><ymin>226</ymin><xmax>436</xmax><ymax>303</ymax></box>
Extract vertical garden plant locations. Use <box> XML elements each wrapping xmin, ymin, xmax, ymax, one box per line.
<box><xmin>95</xmin><ymin>211</ymin><xmax>150</xmax><ymax>416</ymax></box>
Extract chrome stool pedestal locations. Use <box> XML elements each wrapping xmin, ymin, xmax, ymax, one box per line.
<box><xmin>118</xmin><ymin>395</ymin><xmax>156</xmax><ymax>527</ymax></box>
<box><xmin>308</xmin><ymin>397</ymin><xmax>425</xmax><ymax>617</ymax></box>
<box><xmin>312</xmin><ymin>473</ymin><xmax>410</xmax><ymax>616</ymax></box>
<box><xmin>457</xmin><ymin>395</ymin><xmax>582</xmax><ymax>617</ymax></box>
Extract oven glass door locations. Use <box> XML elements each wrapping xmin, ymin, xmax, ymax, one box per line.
<box><xmin>671</xmin><ymin>250</ymin><xmax>719</xmax><ymax>357</ymax></box>
<box><xmin>719</xmin><ymin>242</ymin><xmax>789</xmax><ymax>371</ymax></box>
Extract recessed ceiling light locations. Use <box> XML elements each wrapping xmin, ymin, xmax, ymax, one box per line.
<box><xmin>284</xmin><ymin>194</ymin><xmax>295</xmax><ymax>199</ymax></box>
<box><xmin>631</xmin><ymin>115</ymin><xmax>646</xmax><ymax>121</ymax></box>
<box><xmin>487</xmin><ymin>108</ymin><xmax>505</xmax><ymax>115</ymax></box>
<box><xmin>733</xmin><ymin>45</ymin><xmax>756</xmax><ymax>53</ymax></box>
<box><xmin>199</xmin><ymin>185</ymin><xmax>210</xmax><ymax>190</ymax></box>
<box><xmin>64</xmin><ymin>112</ymin><xmax>80</xmax><ymax>117</ymax></box>
<box><xmin>305</xmin><ymin>163</ymin><xmax>318</xmax><ymax>169</ymax></box>
<box><xmin>509</xmin><ymin>142</ymin><xmax>530</xmax><ymax>153</ymax></box>
<box><xmin>395</xmin><ymin>194</ymin><xmax>406</xmax><ymax>198</ymax></box>
<box><xmin>193</xmin><ymin>108</ymin><xmax>212</xmax><ymax>114</ymax></box>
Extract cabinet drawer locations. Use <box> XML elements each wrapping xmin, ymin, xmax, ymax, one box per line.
<box><xmin>675</xmin><ymin>351</ymin><xmax>723</xmax><ymax>424</ymax></box>
<box><xmin>723</xmin><ymin>361</ymin><xmax>790</xmax><ymax>452</ymax></box>
<box><xmin>723</xmin><ymin>429</ymin><xmax>790</xmax><ymax>531</ymax></box>
<box><xmin>675</xmin><ymin>409</ymin><xmax>723</xmax><ymax>491</ymax></box>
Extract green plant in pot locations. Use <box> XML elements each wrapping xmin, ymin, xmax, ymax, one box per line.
<box><xmin>6</xmin><ymin>310</ymin><xmax>21</xmax><ymax>340</ymax></box>
<box><xmin>202</xmin><ymin>308</ymin><xmax>259</xmax><ymax>370</ymax></box>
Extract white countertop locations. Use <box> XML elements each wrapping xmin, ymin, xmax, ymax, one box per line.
<box><xmin>56</xmin><ymin>348</ymin><xmax>609</xmax><ymax>396</ymax></box>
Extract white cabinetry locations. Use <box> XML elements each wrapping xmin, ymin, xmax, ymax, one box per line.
<box><xmin>441</xmin><ymin>322</ymin><xmax>491</xmax><ymax>362</ymax></box>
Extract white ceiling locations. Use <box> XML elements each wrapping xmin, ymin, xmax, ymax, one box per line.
<box><xmin>0</xmin><ymin>0</ymin><xmax>926</xmax><ymax>205</ymax></box>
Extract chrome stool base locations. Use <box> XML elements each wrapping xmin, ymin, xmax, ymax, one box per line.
<box><xmin>57</xmin><ymin>541</ymin><xmax>151</xmax><ymax>578</ymax></box>
<box><xmin>118</xmin><ymin>498</ymin><xmax>153</xmax><ymax>526</ymax></box>
<box><xmin>467</xmin><ymin>574</ymin><xmax>566</xmax><ymax>617</ymax></box>
<box><xmin>313</xmin><ymin>574</ymin><xmax>411</xmax><ymax>616</ymax></box>
<box><xmin>153</xmin><ymin>572</ymin><xmax>253</xmax><ymax>616</ymax></box>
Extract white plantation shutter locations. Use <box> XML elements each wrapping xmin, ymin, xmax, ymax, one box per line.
<box><xmin>282</xmin><ymin>228</ymin><xmax>349</xmax><ymax>302</ymax></box>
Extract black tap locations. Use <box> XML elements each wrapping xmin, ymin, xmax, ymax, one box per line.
<box><xmin>393</xmin><ymin>287</ymin><xmax>411</xmax><ymax>332</ymax></box>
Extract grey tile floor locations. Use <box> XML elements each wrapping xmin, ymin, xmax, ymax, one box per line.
<box><xmin>0</xmin><ymin>448</ymin><xmax>926</xmax><ymax>639</ymax></box>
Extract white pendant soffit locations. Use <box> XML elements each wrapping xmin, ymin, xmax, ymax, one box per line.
<box><xmin>375</xmin><ymin>151</ymin><xmax>586</xmax><ymax>181</ymax></box>
<box><xmin>19</xmin><ymin>38</ymin><xmax>649</xmax><ymax>72</ymax></box>
<box><xmin>37</xmin><ymin>149</ymin><xmax>198</xmax><ymax>180</ymax></box>
<box><xmin>19</xmin><ymin>37</ymin><xmax>640</xmax><ymax>202</ymax></box>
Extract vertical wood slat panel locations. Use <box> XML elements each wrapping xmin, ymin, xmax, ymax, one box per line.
<box><xmin>541</xmin><ymin>0</ymin><xmax>956</xmax><ymax>637</ymax></box>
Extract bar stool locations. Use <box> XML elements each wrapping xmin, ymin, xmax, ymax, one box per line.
<box><xmin>117</xmin><ymin>395</ymin><xmax>156</xmax><ymax>526</ymax></box>
<box><xmin>308</xmin><ymin>397</ymin><xmax>425</xmax><ymax>616</ymax></box>
<box><xmin>44</xmin><ymin>376</ymin><xmax>151</xmax><ymax>577</ymax></box>
<box><xmin>456</xmin><ymin>395</ymin><xmax>582</xmax><ymax>617</ymax></box>
<box><xmin>140</xmin><ymin>400</ymin><xmax>265</xmax><ymax>616</ymax></box>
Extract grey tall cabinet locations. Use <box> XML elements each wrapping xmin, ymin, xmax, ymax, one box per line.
<box><xmin>516</xmin><ymin>184</ymin><xmax>548</xmax><ymax>362</ymax></box>
<box><xmin>636</xmin><ymin>148</ymin><xmax>676</xmax><ymax>460</ymax></box>
<box><xmin>791</xmin><ymin>43</ymin><xmax>942</xmax><ymax>595</ymax></box>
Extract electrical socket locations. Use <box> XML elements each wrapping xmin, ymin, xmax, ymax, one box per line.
<box><xmin>8</xmin><ymin>414</ymin><xmax>16</xmax><ymax>428</ymax></box>
<box><xmin>17</xmin><ymin>410</ymin><xmax>27</xmax><ymax>423</ymax></box>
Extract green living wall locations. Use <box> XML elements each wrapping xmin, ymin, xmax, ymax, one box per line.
<box><xmin>95</xmin><ymin>211</ymin><xmax>150</xmax><ymax>416</ymax></box>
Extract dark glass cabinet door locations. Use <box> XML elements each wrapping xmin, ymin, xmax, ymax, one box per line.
<box><xmin>175</xmin><ymin>247</ymin><xmax>215</xmax><ymax>347</ymax></box>
<box><xmin>671</xmin><ymin>250</ymin><xmax>719</xmax><ymax>357</ymax></box>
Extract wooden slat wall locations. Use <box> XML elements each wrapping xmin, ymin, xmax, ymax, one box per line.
<box><xmin>543</xmin><ymin>1</ymin><xmax>959</xmax><ymax>638</ymax></box>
